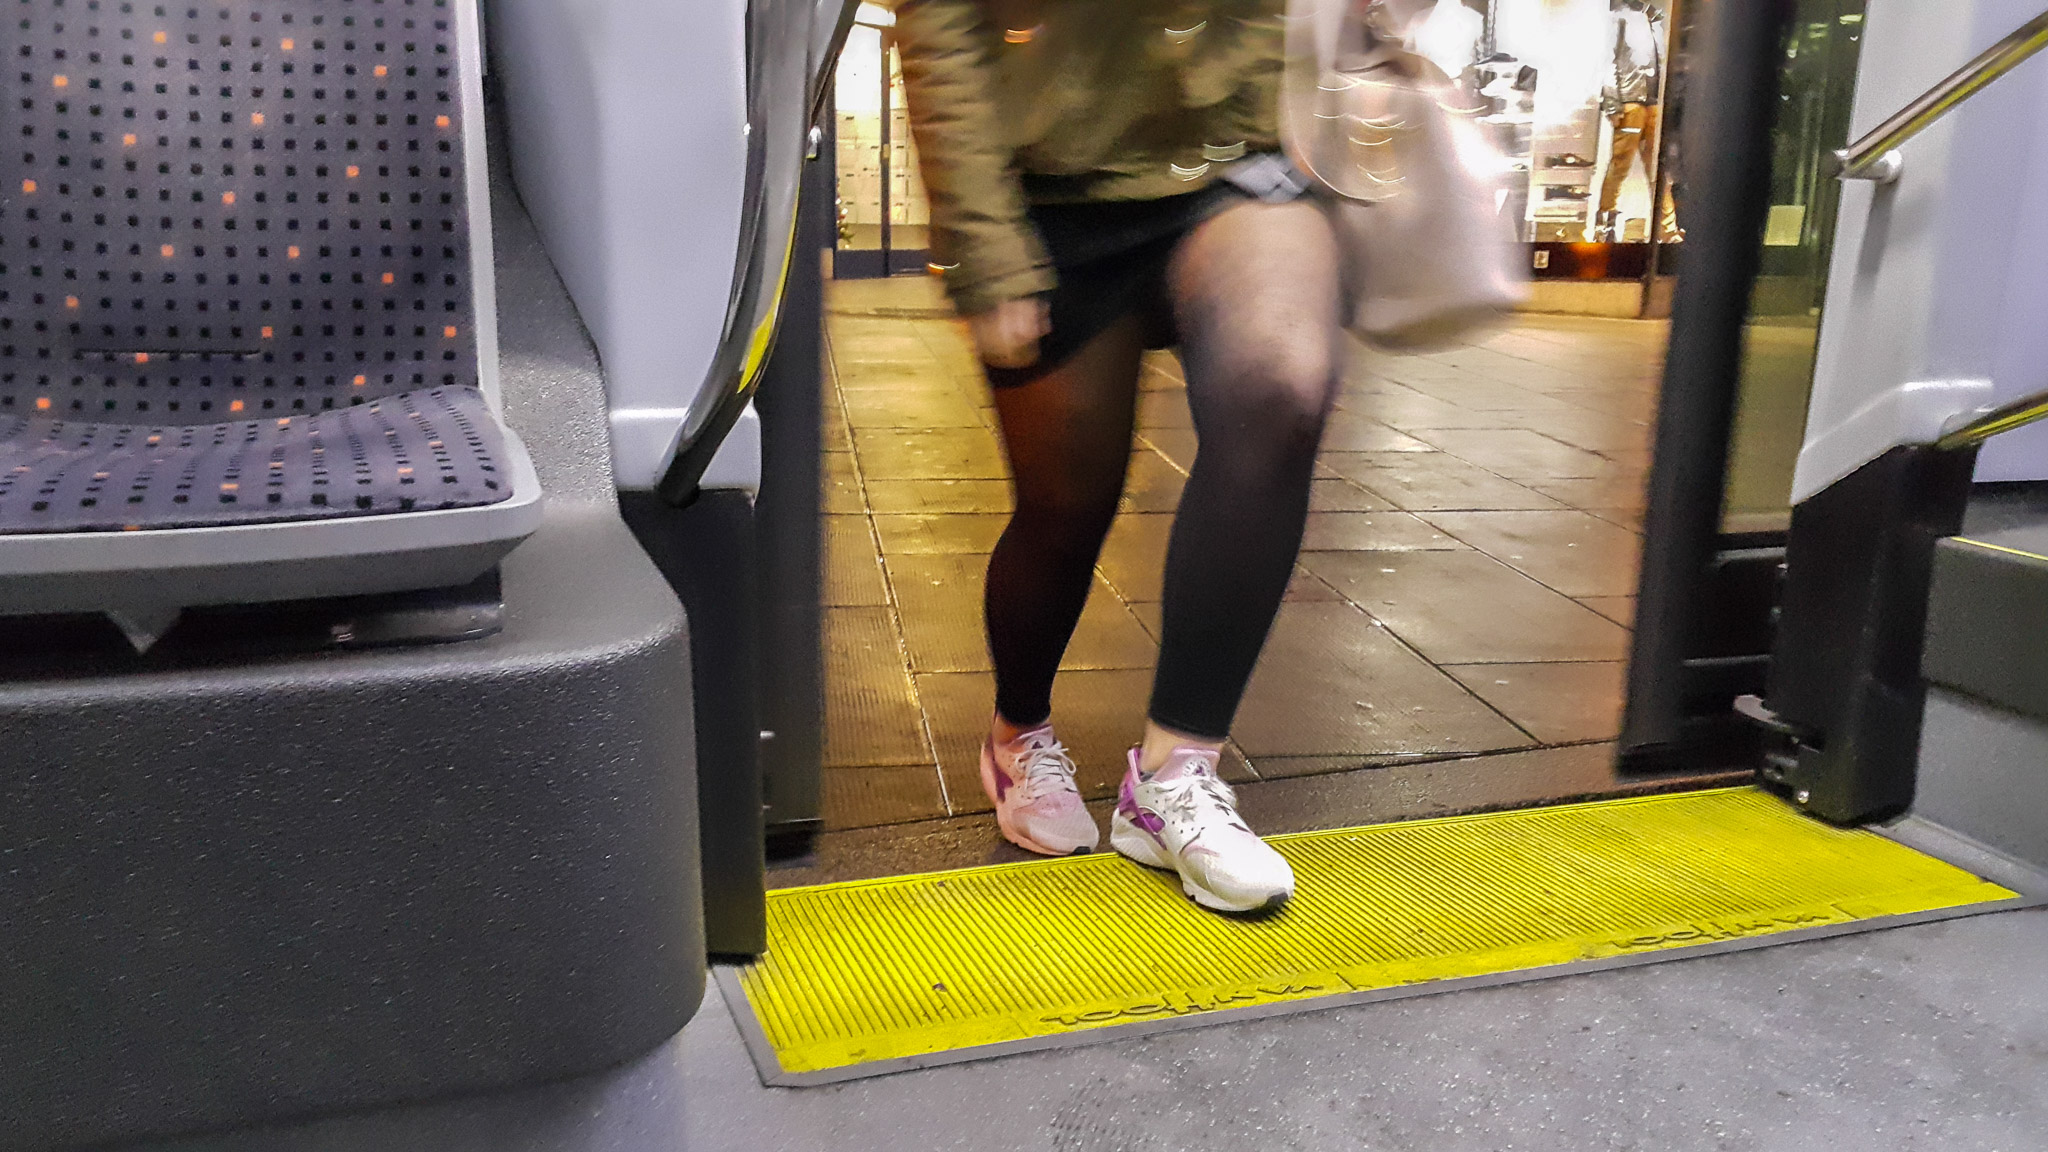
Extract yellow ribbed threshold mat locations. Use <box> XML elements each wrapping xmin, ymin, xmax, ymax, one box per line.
<box><xmin>721</xmin><ymin>788</ymin><xmax>2035</xmax><ymax>1085</ymax></box>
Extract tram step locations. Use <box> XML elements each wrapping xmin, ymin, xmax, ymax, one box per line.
<box><xmin>1924</xmin><ymin>523</ymin><xmax>2048</xmax><ymax>723</ymax></box>
<box><xmin>723</xmin><ymin>787</ymin><xmax>2028</xmax><ymax>1085</ymax></box>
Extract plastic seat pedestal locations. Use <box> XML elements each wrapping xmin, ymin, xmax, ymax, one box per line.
<box><xmin>0</xmin><ymin>6</ymin><xmax>702</xmax><ymax>1149</ymax></box>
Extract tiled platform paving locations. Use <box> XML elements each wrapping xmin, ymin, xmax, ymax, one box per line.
<box><xmin>808</xmin><ymin>275</ymin><xmax>1700</xmax><ymax>860</ymax></box>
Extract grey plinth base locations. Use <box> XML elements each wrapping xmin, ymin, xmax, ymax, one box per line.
<box><xmin>0</xmin><ymin>501</ymin><xmax>702</xmax><ymax>1151</ymax></box>
<box><xmin>1916</xmin><ymin>688</ymin><xmax>2048</xmax><ymax>874</ymax></box>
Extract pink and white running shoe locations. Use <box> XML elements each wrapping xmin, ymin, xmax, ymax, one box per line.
<box><xmin>980</xmin><ymin>725</ymin><xmax>1100</xmax><ymax>856</ymax></box>
<box><xmin>1110</xmin><ymin>747</ymin><xmax>1294</xmax><ymax>912</ymax></box>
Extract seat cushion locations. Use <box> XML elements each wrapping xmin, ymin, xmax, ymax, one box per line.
<box><xmin>0</xmin><ymin>387</ymin><xmax>512</xmax><ymax>534</ymax></box>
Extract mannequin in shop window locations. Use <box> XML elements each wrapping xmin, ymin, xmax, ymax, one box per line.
<box><xmin>1597</xmin><ymin>0</ymin><xmax>1664</xmax><ymax>241</ymax></box>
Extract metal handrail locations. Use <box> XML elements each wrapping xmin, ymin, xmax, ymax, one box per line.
<box><xmin>1836</xmin><ymin>10</ymin><xmax>2048</xmax><ymax>182</ymax></box>
<box><xmin>1936</xmin><ymin>387</ymin><xmax>2048</xmax><ymax>451</ymax></box>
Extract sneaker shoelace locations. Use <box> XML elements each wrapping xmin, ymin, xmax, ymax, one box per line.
<box><xmin>1012</xmin><ymin>738</ymin><xmax>1081</xmax><ymax>803</ymax></box>
<box><xmin>1152</xmin><ymin>772</ymin><xmax>1251</xmax><ymax>836</ymax></box>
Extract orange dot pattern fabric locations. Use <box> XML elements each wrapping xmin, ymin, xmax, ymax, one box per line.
<box><xmin>0</xmin><ymin>386</ymin><xmax>510</xmax><ymax>532</ymax></box>
<box><xmin>0</xmin><ymin>0</ymin><xmax>501</xmax><ymax>535</ymax></box>
<box><xmin>1</xmin><ymin>0</ymin><xmax>476</xmax><ymax>422</ymax></box>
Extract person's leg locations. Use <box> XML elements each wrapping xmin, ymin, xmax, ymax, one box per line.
<box><xmin>976</xmin><ymin>315</ymin><xmax>1146</xmax><ymax>856</ymax></box>
<box><xmin>1107</xmin><ymin>196</ymin><xmax>1338</xmax><ymax>911</ymax></box>
<box><xmin>984</xmin><ymin>314</ymin><xmax>1147</xmax><ymax>732</ymax></box>
<box><xmin>1143</xmin><ymin>196</ymin><xmax>1343</xmax><ymax>766</ymax></box>
<box><xmin>1599</xmin><ymin>103</ymin><xmax>1650</xmax><ymax>216</ymax></box>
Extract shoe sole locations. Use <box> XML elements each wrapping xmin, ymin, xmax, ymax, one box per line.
<box><xmin>980</xmin><ymin>743</ymin><xmax>1095</xmax><ymax>858</ymax></box>
<box><xmin>1110</xmin><ymin>813</ymin><xmax>1291</xmax><ymax>914</ymax></box>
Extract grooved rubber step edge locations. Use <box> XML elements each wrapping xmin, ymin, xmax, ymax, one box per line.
<box><xmin>723</xmin><ymin>788</ymin><xmax>2033</xmax><ymax>1085</ymax></box>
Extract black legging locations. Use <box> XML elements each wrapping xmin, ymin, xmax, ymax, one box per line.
<box><xmin>986</xmin><ymin>198</ymin><xmax>1343</xmax><ymax>740</ymax></box>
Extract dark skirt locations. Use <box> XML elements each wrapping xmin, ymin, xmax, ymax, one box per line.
<box><xmin>984</xmin><ymin>157</ymin><xmax>1310</xmax><ymax>388</ymax></box>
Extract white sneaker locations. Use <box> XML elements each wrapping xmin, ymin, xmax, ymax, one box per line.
<box><xmin>980</xmin><ymin>724</ymin><xmax>1101</xmax><ymax>856</ymax></box>
<box><xmin>1110</xmin><ymin>747</ymin><xmax>1294</xmax><ymax>912</ymax></box>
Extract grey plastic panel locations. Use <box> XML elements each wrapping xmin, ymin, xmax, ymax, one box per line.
<box><xmin>1917</xmin><ymin>688</ymin><xmax>2048</xmax><ymax>873</ymax></box>
<box><xmin>1923</xmin><ymin>529</ymin><xmax>2048</xmax><ymax>723</ymax></box>
<box><xmin>653</xmin><ymin>0</ymin><xmax>825</xmax><ymax>498</ymax></box>
<box><xmin>0</xmin><ymin>498</ymin><xmax>695</xmax><ymax>1152</ymax></box>
<box><xmin>491</xmin><ymin>0</ymin><xmax>852</xmax><ymax>494</ymax></box>
<box><xmin>1800</xmin><ymin>0</ymin><xmax>2048</xmax><ymax>497</ymax></box>
<box><xmin>487</xmin><ymin>0</ymin><xmax>748</xmax><ymax>490</ymax></box>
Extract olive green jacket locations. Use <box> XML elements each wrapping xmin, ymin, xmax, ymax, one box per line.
<box><xmin>891</xmin><ymin>0</ymin><xmax>1284</xmax><ymax>315</ymax></box>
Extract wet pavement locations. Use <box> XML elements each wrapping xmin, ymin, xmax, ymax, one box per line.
<box><xmin>802</xmin><ymin>275</ymin><xmax>1733</xmax><ymax>880</ymax></box>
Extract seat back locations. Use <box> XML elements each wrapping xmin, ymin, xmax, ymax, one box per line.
<box><xmin>0</xmin><ymin>0</ymin><xmax>541</xmax><ymax>630</ymax></box>
<box><xmin>2</xmin><ymin>0</ymin><xmax>498</xmax><ymax>422</ymax></box>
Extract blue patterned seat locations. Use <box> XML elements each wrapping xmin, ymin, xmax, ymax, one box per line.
<box><xmin>0</xmin><ymin>0</ymin><xmax>539</xmax><ymax>623</ymax></box>
<box><xmin>0</xmin><ymin>386</ymin><xmax>508</xmax><ymax>532</ymax></box>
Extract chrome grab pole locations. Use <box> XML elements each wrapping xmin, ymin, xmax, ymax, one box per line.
<box><xmin>1936</xmin><ymin>387</ymin><xmax>2048</xmax><ymax>451</ymax></box>
<box><xmin>1836</xmin><ymin>10</ymin><xmax>2048</xmax><ymax>182</ymax></box>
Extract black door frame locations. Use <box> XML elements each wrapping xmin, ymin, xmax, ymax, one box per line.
<box><xmin>1620</xmin><ymin>0</ymin><xmax>1798</xmax><ymax>771</ymax></box>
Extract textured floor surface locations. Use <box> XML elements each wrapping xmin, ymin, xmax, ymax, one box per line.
<box><xmin>736</xmin><ymin>789</ymin><xmax>2014</xmax><ymax>1081</ymax></box>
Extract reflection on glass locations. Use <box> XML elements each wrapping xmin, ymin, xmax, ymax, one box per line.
<box><xmin>834</xmin><ymin>26</ymin><xmax>930</xmax><ymax>263</ymax></box>
<box><xmin>1721</xmin><ymin>1</ymin><xmax>1866</xmax><ymax>533</ymax></box>
<box><xmin>835</xmin><ymin>22</ymin><xmax>885</xmax><ymax>253</ymax></box>
<box><xmin>1409</xmin><ymin>0</ymin><xmax>1679</xmax><ymax>245</ymax></box>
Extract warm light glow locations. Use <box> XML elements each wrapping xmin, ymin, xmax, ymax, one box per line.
<box><xmin>160</xmin><ymin>244</ymin><xmax>175</xmax><ymax>258</ymax></box>
<box><xmin>346</xmin><ymin>165</ymin><xmax>360</xmax><ymax>178</ymax></box>
<box><xmin>35</xmin><ymin>397</ymin><xmax>51</xmax><ymax>410</ymax></box>
<box><xmin>123</xmin><ymin>133</ymin><xmax>137</xmax><ymax>146</ymax></box>
<box><xmin>153</xmin><ymin>31</ymin><xmax>167</xmax><ymax>44</ymax></box>
<box><xmin>230</xmin><ymin>400</ymin><xmax>245</xmax><ymax>412</ymax></box>
<box><xmin>52</xmin><ymin>75</ymin><xmax>68</xmax><ymax>88</ymax></box>
<box><xmin>1493</xmin><ymin>0</ymin><xmax>1616</xmax><ymax>123</ymax></box>
<box><xmin>381</xmin><ymin>272</ymin><xmax>394</xmax><ymax>284</ymax></box>
<box><xmin>222</xmin><ymin>191</ymin><xmax>236</xmax><ymax>205</ymax></box>
<box><xmin>134</xmin><ymin>353</ymin><xmax>149</xmax><ymax>364</ymax></box>
<box><xmin>286</xmin><ymin>245</ymin><xmax>300</xmax><ymax>259</ymax></box>
<box><xmin>251</xmin><ymin>112</ymin><xmax>265</xmax><ymax>127</ymax></box>
<box><xmin>261</xmin><ymin>326</ymin><xmax>274</xmax><ymax>339</ymax></box>
<box><xmin>374</xmin><ymin>65</ymin><xmax>388</xmax><ymax>77</ymax></box>
<box><xmin>64</xmin><ymin>296</ymin><xmax>78</xmax><ymax>309</ymax></box>
<box><xmin>435</xmin><ymin>115</ymin><xmax>451</xmax><ymax>128</ymax></box>
<box><xmin>352</xmin><ymin>375</ymin><xmax>367</xmax><ymax>387</ymax></box>
<box><xmin>20</xmin><ymin>179</ymin><xmax>36</xmax><ymax>194</ymax></box>
<box><xmin>280</xmin><ymin>38</ymin><xmax>294</xmax><ymax>51</ymax></box>
<box><xmin>443</xmin><ymin>325</ymin><xmax>458</xmax><ymax>338</ymax></box>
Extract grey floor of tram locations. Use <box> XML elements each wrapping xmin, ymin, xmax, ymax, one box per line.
<box><xmin>133</xmin><ymin>906</ymin><xmax>2048</xmax><ymax>1152</ymax></box>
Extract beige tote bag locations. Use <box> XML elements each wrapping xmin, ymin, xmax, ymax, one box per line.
<box><xmin>1281</xmin><ymin>0</ymin><xmax>1529</xmax><ymax>351</ymax></box>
